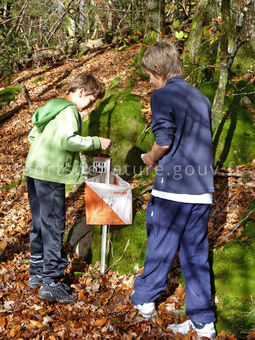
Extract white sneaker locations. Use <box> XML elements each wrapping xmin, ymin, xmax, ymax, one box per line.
<box><xmin>167</xmin><ymin>320</ymin><xmax>216</xmax><ymax>339</ymax></box>
<box><xmin>135</xmin><ymin>302</ymin><xmax>158</xmax><ymax>320</ymax></box>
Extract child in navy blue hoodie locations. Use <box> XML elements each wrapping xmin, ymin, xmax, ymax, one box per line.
<box><xmin>131</xmin><ymin>41</ymin><xmax>216</xmax><ymax>339</ymax></box>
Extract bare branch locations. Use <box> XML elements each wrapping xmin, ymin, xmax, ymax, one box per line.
<box><xmin>2</xmin><ymin>0</ymin><xmax>29</xmax><ymax>44</ymax></box>
<box><xmin>105</xmin><ymin>239</ymin><xmax>130</xmax><ymax>273</ymax></box>
<box><xmin>219</xmin><ymin>209</ymin><xmax>255</xmax><ymax>241</ymax></box>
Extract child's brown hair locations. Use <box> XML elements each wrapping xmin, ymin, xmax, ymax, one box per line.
<box><xmin>68</xmin><ymin>73</ymin><xmax>105</xmax><ymax>99</ymax></box>
<box><xmin>142</xmin><ymin>41</ymin><xmax>183</xmax><ymax>80</ymax></box>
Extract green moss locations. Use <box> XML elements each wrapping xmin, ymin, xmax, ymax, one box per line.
<box><xmin>82</xmin><ymin>76</ymin><xmax>154</xmax><ymax>179</ymax></box>
<box><xmin>76</xmin><ymin>47</ymin><xmax>89</xmax><ymax>58</ymax></box>
<box><xmin>196</xmin><ymin>80</ymin><xmax>255</xmax><ymax>168</ymax></box>
<box><xmin>90</xmin><ymin>210</ymin><xmax>147</xmax><ymax>274</ymax></box>
<box><xmin>213</xmin><ymin>201</ymin><xmax>255</xmax><ymax>338</ymax></box>
<box><xmin>0</xmin><ymin>178</ymin><xmax>26</xmax><ymax>191</ymax></box>
<box><xmin>0</xmin><ymin>85</ymin><xmax>21</xmax><ymax>110</ymax></box>
<box><xmin>33</xmin><ymin>76</ymin><xmax>44</xmax><ymax>83</ymax></box>
<box><xmin>213</xmin><ymin>81</ymin><xmax>255</xmax><ymax>168</ymax></box>
<box><xmin>231</xmin><ymin>39</ymin><xmax>255</xmax><ymax>75</ymax></box>
<box><xmin>128</xmin><ymin>46</ymin><xmax>148</xmax><ymax>86</ymax></box>
<box><xmin>132</xmin><ymin>172</ymin><xmax>156</xmax><ymax>197</ymax></box>
<box><xmin>198</xmin><ymin>82</ymin><xmax>217</xmax><ymax>105</ymax></box>
<box><xmin>143</xmin><ymin>30</ymin><xmax>159</xmax><ymax>45</ymax></box>
<box><xmin>214</xmin><ymin>109</ymin><xmax>255</xmax><ymax>167</ymax></box>
<box><xmin>55</xmin><ymin>82</ymin><xmax>65</xmax><ymax>89</ymax></box>
<box><xmin>235</xmin><ymin>79</ymin><xmax>255</xmax><ymax>104</ymax></box>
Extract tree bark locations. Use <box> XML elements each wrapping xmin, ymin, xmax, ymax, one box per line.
<box><xmin>212</xmin><ymin>0</ymin><xmax>255</xmax><ymax>131</ymax></box>
<box><xmin>183</xmin><ymin>0</ymin><xmax>219</xmax><ymax>84</ymax></box>
<box><xmin>188</xmin><ymin>0</ymin><xmax>209</xmax><ymax>62</ymax></box>
<box><xmin>3</xmin><ymin>0</ymin><xmax>11</xmax><ymax>21</ymax></box>
<box><xmin>211</xmin><ymin>0</ymin><xmax>230</xmax><ymax>131</ymax></box>
<box><xmin>145</xmin><ymin>0</ymin><xmax>165</xmax><ymax>42</ymax></box>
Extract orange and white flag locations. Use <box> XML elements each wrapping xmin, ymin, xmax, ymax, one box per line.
<box><xmin>85</xmin><ymin>172</ymin><xmax>132</xmax><ymax>225</ymax></box>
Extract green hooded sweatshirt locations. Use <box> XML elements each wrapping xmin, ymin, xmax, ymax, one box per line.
<box><xmin>25</xmin><ymin>98</ymin><xmax>100</xmax><ymax>184</ymax></box>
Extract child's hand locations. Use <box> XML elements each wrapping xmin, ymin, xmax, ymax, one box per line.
<box><xmin>141</xmin><ymin>152</ymin><xmax>156</xmax><ymax>166</ymax></box>
<box><xmin>99</xmin><ymin>137</ymin><xmax>111</xmax><ymax>150</ymax></box>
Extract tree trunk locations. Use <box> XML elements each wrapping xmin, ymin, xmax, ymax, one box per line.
<box><xmin>145</xmin><ymin>0</ymin><xmax>165</xmax><ymax>42</ymax></box>
<box><xmin>211</xmin><ymin>0</ymin><xmax>230</xmax><ymax>131</ymax></box>
<box><xmin>107</xmin><ymin>0</ymin><xmax>113</xmax><ymax>32</ymax></box>
<box><xmin>188</xmin><ymin>0</ymin><xmax>208</xmax><ymax>62</ymax></box>
<box><xmin>183</xmin><ymin>0</ymin><xmax>219</xmax><ymax>83</ymax></box>
<box><xmin>3</xmin><ymin>0</ymin><xmax>11</xmax><ymax>21</ymax></box>
<box><xmin>212</xmin><ymin>0</ymin><xmax>255</xmax><ymax>131</ymax></box>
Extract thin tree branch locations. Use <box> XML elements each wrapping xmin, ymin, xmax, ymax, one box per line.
<box><xmin>219</xmin><ymin>209</ymin><xmax>255</xmax><ymax>241</ymax></box>
<box><xmin>105</xmin><ymin>239</ymin><xmax>130</xmax><ymax>273</ymax></box>
<box><xmin>2</xmin><ymin>0</ymin><xmax>29</xmax><ymax>45</ymax></box>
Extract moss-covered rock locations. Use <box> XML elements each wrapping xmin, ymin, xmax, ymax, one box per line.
<box><xmin>82</xmin><ymin>76</ymin><xmax>154</xmax><ymax>179</ymax></box>
<box><xmin>81</xmin><ymin>56</ymin><xmax>155</xmax><ymax>272</ymax></box>
<box><xmin>0</xmin><ymin>85</ymin><xmax>21</xmax><ymax>110</ymax></box>
<box><xmin>89</xmin><ymin>210</ymin><xmax>147</xmax><ymax>275</ymax></box>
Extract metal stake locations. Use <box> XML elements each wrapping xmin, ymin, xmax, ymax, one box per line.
<box><xmin>100</xmin><ymin>158</ymin><xmax>111</xmax><ymax>275</ymax></box>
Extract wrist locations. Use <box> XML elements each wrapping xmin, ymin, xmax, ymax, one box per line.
<box><xmin>148</xmin><ymin>151</ymin><xmax>157</xmax><ymax>164</ymax></box>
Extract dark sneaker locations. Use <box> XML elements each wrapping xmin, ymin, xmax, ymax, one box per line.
<box><xmin>28</xmin><ymin>275</ymin><xmax>43</xmax><ymax>288</ymax></box>
<box><xmin>37</xmin><ymin>282</ymin><xmax>76</xmax><ymax>304</ymax></box>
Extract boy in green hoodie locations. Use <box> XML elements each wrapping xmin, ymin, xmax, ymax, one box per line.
<box><xmin>25</xmin><ymin>73</ymin><xmax>111</xmax><ymax>303</ymax></box>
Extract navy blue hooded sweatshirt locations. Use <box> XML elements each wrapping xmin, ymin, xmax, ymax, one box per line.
<box><xmin>151</xmin><ymin>76</ymin><xmax>214</xmax><ymax>195</ymax></box>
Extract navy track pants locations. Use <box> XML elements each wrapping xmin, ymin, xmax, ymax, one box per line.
<box><xmin>27</xmin><ymin>177</ymin><xmax>68</xmax><ymax>281</ymax></box>
<box><xmin>131</xmin><ymin>195</ymin><xmax>216</xmax><ymax>324</ymax></box>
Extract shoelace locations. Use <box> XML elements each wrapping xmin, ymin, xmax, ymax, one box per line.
<box><xmin>58</xmin><ymin>282</ymin><xmax>77</xmax><ymax>299</ymax></box>
<box><xmin>59</xmin><ymin>282</ymin><xmax>71</xmax><ymax>291</ymax></box>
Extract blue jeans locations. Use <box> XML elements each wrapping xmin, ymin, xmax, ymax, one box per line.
<box><xmin>27</xmin><ymin>177</ymin><xmax>68</xmax><ymax>281</ymax></box>
<box><xmin>131</xmin><ymin>196</ymin><xmax>216</xmax><ymax>324</ymax></box>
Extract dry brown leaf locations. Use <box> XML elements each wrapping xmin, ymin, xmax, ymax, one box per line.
<box><xmin>29</xmin><ymin>320</ymin><xmax>44</xmax><ymax>328</ymax></box>
<box><xmin>78</xmin><ymin>289</ymin><xmax>86</xmax><ymax>300</ymax></box>
<box><xmin>93</xmin><ymin>318</ymin><xmax>107</xmax><ymax>327</ymax></box>
<box><xmin>0</xmin><ymin>317</ymin><xmax>6</xmax><ymax>329</ymax></box>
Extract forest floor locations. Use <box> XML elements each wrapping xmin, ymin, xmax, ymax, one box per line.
<box><xmin>0</xmin><ymin>43</ymin><xmax>255</xmax><ymax>339</ymax></box>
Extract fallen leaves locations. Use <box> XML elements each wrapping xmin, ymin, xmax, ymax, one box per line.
<box><xmin>0</xmin><ymin>44</ymin><xmax>252</xmax><ymax>340</ymax></box>
<box><xmin>0</xmin><ymin>257</ymin><xmax>238</xmax><ymax>338</ymax></box>
<box><xmin>209</xmin><ymin>166</ymin><xmax>255</xmax><ymax>247</ymax></box>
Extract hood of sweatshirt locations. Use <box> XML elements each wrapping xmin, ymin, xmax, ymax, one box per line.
<box><xmin>32</xmin><ymin>98</ymin><xmax>76</xmax><ymax>132</ymax></box>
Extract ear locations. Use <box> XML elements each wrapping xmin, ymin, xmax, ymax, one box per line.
<box><xmin>154</xmin><ymin>64</ymin><xmax>162</xmax><ymax>75</ymax></box>
<box><xmin>79</xmin><ymin>88</ymin><xmax>86</xmax><ymax>97</ymax></box>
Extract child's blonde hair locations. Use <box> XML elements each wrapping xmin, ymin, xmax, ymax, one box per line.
<box><xmin>68</xmin><ymin>73</ymin><xmax>105</xmax><ymax>99</ymax></box>
<box><xmin>142</xmin><ymin>41</ymin><xmax>183</xmax><ymax>80</ymax></box>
